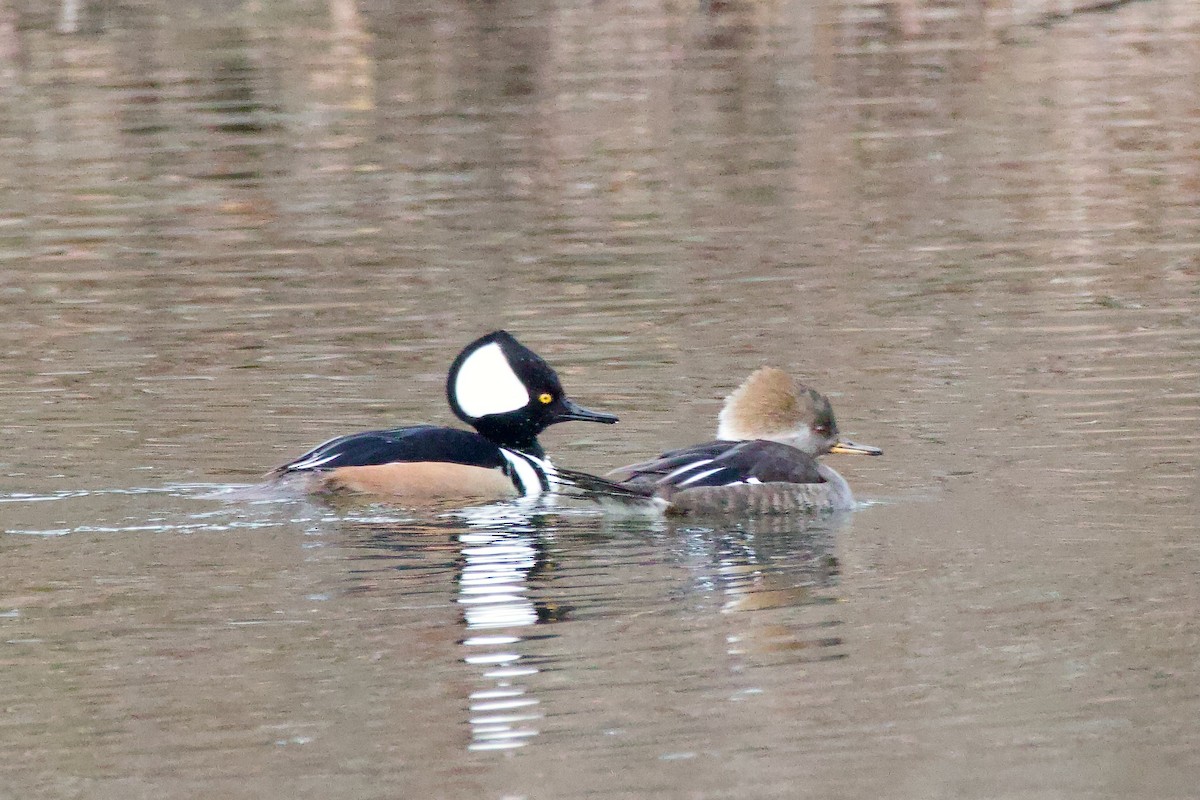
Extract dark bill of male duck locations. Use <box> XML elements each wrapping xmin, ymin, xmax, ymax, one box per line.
<box><xmin>269</xmin><ymin>330</ymin><xmax>618</xmax><ymax>502</ymax></box>
<box><xmin>559</xmin><ymin>366</ymin><xmax>882</xmax><ymax>516</ymax></box>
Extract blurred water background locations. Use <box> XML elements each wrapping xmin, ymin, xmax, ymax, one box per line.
<box><xmin>1</xmin><ymin>0</ymin><xmax>1198</xmax><ymax>797</ymax></box>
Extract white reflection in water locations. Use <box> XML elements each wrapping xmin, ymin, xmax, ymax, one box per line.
<box><xmin>456</xmin><ymin>512</ymin><xmax>547</xmax><ymax>751</ymax></box>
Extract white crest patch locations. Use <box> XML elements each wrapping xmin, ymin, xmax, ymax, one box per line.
<box><xmin>454</xmin><ymin>342</ymin><xmax>531</xmax><ymax>419</ymax></box>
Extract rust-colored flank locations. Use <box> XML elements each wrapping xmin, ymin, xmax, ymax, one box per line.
<box><xmin>319</xmin><ymin>463</ymin><xmax>518</xmax><ymax>499</ymax></box>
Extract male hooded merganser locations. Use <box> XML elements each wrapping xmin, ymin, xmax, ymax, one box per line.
<box><xmin>270</xmin><ymin>331</ymin><xmax>618</xmax><ymax>501</ymax></box>
<box><xmin>563</xmin><ymin>367</ymin><xmax>881</xmax><ymax>516</ymax></box>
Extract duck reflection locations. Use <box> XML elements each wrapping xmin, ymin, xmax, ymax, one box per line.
<box><xmin>663</xmin><ymin>511</ymin><xmax>850</xmax><ymax>663</ymax></box>
<box><xmin>340</xmin><ymin>501</ymin><xmax>562</xmax><ymax>752</ymax></box>
<box><xmin>454</xmin><ymin>505</ymin><xmax>560</xmax><ymax>751</ymax></box>
<box><xmin>331</xmin><ymin>498</ymin><xmax>852</xmax><ymax>754</ymax></box>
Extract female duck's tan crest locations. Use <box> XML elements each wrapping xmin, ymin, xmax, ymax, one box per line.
<box><xmin>716</xmin><ymin>366</ymin><xmax>833</xmax><ymax>442</ymax></box>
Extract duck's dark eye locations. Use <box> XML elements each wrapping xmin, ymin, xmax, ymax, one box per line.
<box><xmin>538</xmin><ymin>393</ymin><xmax>553</xmax><ymax>405</ymax></box>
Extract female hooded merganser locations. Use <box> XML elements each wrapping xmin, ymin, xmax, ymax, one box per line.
<box><xmin>563</xmin><ymin>367</ymin><xmax>881</xmax><ymax>516</ymax></box>
<box><xmin>270</xmin><ymin>331</ymin><xmax>618</xmax><ymax>501</ymax></box>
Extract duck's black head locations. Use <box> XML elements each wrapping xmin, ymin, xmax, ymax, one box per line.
<box><xmin>446</xmin><ymin>330</ymin><xmax>618</xmax><ymax>455</ymax></box>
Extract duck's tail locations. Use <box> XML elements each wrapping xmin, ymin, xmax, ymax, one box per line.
<box><xmin>553</xmin><ymin>468</ymin><xmax>668</xmax><ymax>515</ymax></box>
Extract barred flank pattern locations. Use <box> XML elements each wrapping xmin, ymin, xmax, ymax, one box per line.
<box><xmin>664</xmin><ymin>483</ymin><xmax>837</xmax><ymax>517</ymax></box>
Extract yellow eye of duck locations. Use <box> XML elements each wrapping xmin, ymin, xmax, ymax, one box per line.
<box><xmin>539</xmin><ymin>393</ymin><xmax>553</xmax><ymax>404</ymax></box>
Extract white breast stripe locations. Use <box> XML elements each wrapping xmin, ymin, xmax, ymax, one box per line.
<box><xmin>454</xmin><ymin>342</ymin><xmax>531</xmax><ymax>419</ymax></box>
<box><xmin>528</xmin><ymin>453</ymin><xmax>561</xmax><ymax>506</ymax></box>
<box><xmin>533</xmin><ymin>455</ymin><xmax>559</xmax><ymax>490</ymax></box>
<box><xmin>500</xmin><ymin>449</ymin><xmax>545</xmax><ymax>499</ymax></box>
<box><xmin>662</xmin><ymin>458</ymin><xmax>713</xmax><ymax>482</ymax></box>
<box><xmin>675</xmin><ymin>466</ymin><xmax>726</xmax><ymax>488</ymax></box>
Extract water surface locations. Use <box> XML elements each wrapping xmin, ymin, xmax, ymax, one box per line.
<box><xmin>1</xmin><ymin>0</ymin><xmax>1198</xmax><ymax>797</ymax></box>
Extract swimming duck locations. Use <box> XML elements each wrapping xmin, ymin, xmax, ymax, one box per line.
<box><xmin>564</xmin><ymin>367</ymin><xmax>880</xmax><ymax>515</ymax></box>
<box><xmin>270</xmin><ymin>330</ymin><xmax>618</xmax><ymax>501</ymax></box>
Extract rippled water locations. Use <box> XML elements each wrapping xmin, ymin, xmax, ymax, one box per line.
<box><xmin>2</xmin><ymin>0</ymin><xmax>1198</xmax><ymax>797</ymax></box>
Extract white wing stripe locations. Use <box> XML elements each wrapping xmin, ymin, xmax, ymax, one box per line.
<box><xmin>287</xmin><ymin>451</ymin><xmax>343</xmax><ymax>471</ymax></box>
<box><xmin>662</xmin><ymin>458</ymin><xmax>714</xmax><ymax>482</ymax></box>
<box><xmin>675</xmin><ymin>467</ymin><xmax>725</xmax><ymax>488</ymax></box>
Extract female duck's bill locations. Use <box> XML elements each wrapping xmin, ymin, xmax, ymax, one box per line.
<box><xmin>269</xmin><ymin>330</ymin><xmax>617</xmax><ymax>503</ymax></box>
